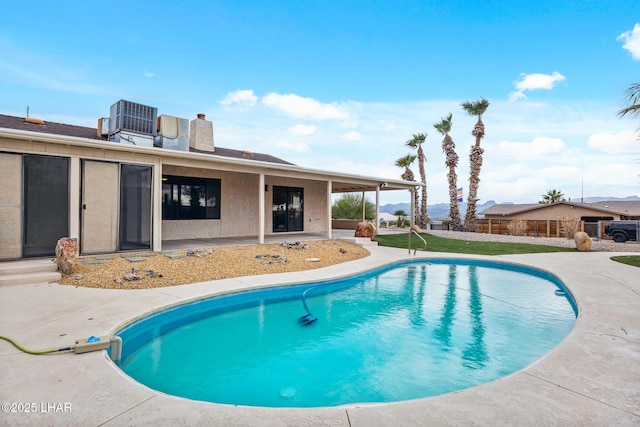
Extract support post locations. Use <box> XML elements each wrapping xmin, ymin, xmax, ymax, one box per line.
<box><xmin>259</xmin><ymin>173</ymin><xmax>265</xmax><ymax>244</ymax></box>
<box><xmin>327</xmin><ymin>180</ymin><xmax>332</xmax><ymax>239</ymax></box>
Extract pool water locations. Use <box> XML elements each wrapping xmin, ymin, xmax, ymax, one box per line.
<box><xmin>116</xmin><ymin>259</ymin><xmax>576</xmax><ymax>407</ymax></box>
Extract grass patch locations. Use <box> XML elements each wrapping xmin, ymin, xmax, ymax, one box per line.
<box><xmin>374</xmin><ymin>233</ymin><xmax>576</xmax><ymax>255</ymax></box>
<box><xmin>610</xmin><ymin>255</ymin><xmax>640</xmax><ymax>268</ymax></box>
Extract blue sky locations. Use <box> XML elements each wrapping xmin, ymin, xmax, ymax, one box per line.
<box><xmin>1</xmin><ymin>1</ymin><xmax>639</xmax><ymax>205</ymax></box>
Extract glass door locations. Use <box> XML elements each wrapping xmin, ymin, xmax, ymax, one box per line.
<box><xmin>272</xmin><ymin>186</ymin><xmax>303</xmax><ymax>232</ymax></box>
<box><xmin>119</xmin><ymin>164</ymin><xmax>152</xmax><ymax>250</ymax></box>
<box><xmin>23</xmin><ymin>155</ymin><xmax>69</xmax><ymax>257</ymax></box>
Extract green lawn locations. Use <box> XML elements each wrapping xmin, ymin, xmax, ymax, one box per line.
<box><xmin>610</xmin><ymin>255</ymin><xmax>640</xmax><ymax>268</ymax></box>
<box><xmin>374</xmin><ymin>232</ymin><xmax>576</xmax><ymax>255</ymax></box>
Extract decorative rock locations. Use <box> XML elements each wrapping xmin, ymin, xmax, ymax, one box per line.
<box><xmin>55</xmin><ymin>237</ymin><xmax>78</xmax><ymax>274</ymax></box>
<box><xmin>574</xmin><ymin>232</ymin><xmax>592</xmax><ymax>252</ymax></box>
<box><xmin>123</xmin><ymin>273</ymin><xmax>141</xmax><ymax>281</ymax></box>
<box><xmin>305</xmin><ymin>257</ymin><xmax>321</xmax><ymax>262</ymax></box>
<box><xmin>410</xmin><ymin>224</ymin><xmax>423</xmax><ymax>233</ymax></box>
<box><xmin>74</xmin><ymin>274</ymin><xmax>83</xmax><ymax>280</ymax></box>
<box><xmin>281</xmin><ymin>241</ymin><xmax>309</xmax><ymax>250</ymax></box>
<box><xmin>354</xmin><ymin>222</ymin><xmax>376</xmax><ymax>238</ymax></box>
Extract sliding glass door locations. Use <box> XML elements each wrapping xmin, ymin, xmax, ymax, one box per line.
<box><xmin>119</xmin><ymin>164</ymin><xmax>152</xmax><ymax>250</ymax></box>
<box><xmin>23</xmin><ymin>155</ymin><xmax>69</xmax><ymax>257</ymax></box>
<box><xmin>273</xmin><ymin>186</ymin><xmax>303</xmax><ymax>232</ymax></box>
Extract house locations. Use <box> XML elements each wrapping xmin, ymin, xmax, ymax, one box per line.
<box><xmin>0</xmin><ymin>101</ymin><xmax>419</xmax><ymax>260</ymax></box>
<box><xmin>478</xmin><ymin>200</ymin><xmax>640</xmax><ymax>238</ymax></box>
<box><xmin>479</xmin><ymin>201</ymin><xmax>640</xmax><ymax>221</ymax></box>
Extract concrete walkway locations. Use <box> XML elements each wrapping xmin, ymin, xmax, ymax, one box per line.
<box><xmin>1</xmin><ymin>246</ymin><xmax>639</xmax><ymax>426</ymax></box>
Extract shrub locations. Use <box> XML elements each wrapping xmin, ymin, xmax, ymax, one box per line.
<box><xmin>507</xmin><ymin>219</ymin><xmax>528</xmax><ymax>236</ymax></box>
<box><xmin>559</xmin><ymin>216</ymin><xmax>581</xmax><ymax>239</ymax></box>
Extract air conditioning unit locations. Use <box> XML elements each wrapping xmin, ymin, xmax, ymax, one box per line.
<box><xmin>109</xmin><ymin>131</ymin><xmax>154</xmax><ymax>147</ymax></box>
<box><xmin>109</xmin><ymin>99</ymin><xmax>157</xmax><ymax>137</ymax></box>
<box><xmin>97</xmin><ymin>118</ymin><xmax>110</xmax><ymax>138</ymax></box>
<box><xmin>154</xmin><ymin>115</ymin><xmax>189</xmax><ymax>151</ymax></box>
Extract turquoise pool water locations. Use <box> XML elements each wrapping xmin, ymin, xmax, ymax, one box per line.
<box><xmin>116</xmin><ymin>259</ymin><xmax>577</xmax><ymax>407</ymax></box>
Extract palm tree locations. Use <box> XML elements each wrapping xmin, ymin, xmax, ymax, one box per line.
<box><xmin>395</xmin><ymin>154</ymin><xmax>419</xmax><ymax>225</ymax></box>
<box><xmin>461</xmin><ymin>98</ymin><xmax>490</xmax><ymax>231</ymax></box>
<box><xmin>539</xmin><ymin>189</ymin><xmax>565</xmax><ymax>204</ymax></box>
<box><xmin>434</xmin><ymin>114</ymin><xmax>462</xmax><ymax>231</ymax></box>
<box><xmin>406</xmin><ymin>133</ymin><xmax>428</xmax><ymax>228</ymax></box>
<box><xmin>618</xmin><ymin>82</ymin><xmax>640</xmax><ymax>120</ymax></box>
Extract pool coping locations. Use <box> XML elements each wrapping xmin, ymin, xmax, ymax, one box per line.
<box><xmin>1</xmin><ymin>247</ymin><xmax>639</xmax><ymax>425</ymax></box>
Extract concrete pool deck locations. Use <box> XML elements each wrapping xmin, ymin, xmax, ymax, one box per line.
<box><xmin>1</xmin><ymin>246</ymin><xmax>639</xmax><ymax>426</ymax></box>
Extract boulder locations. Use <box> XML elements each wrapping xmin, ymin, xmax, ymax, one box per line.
<box><xmin>355</xmin><ymin>222</ymin><xmax>376</xmax><ymax>238</ymax></box>
<box><xmin>55</xmin><ymin>237</ymin><xmax>78</xmax><ymax>274</ymax></box>
<box><xmin>574</xmin><ymin>232</ymin><xmax>592</xmax><ymax>252</ymax></box>
<box><xmin>410</xmin><ymin>224</ymin><xmax>423</xmax><ymax>233</ymax></box>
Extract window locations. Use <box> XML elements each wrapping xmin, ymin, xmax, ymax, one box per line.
<box><xmin>162</xmin><ymin>175</ymin><xmax>221</xmax><ymax>220</ymax></box>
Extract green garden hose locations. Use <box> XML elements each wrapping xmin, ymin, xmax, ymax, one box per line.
<box><xmin>0</xmin><ymin>335</ymin><xmax>72</xmax><ymax>355</ymax></box>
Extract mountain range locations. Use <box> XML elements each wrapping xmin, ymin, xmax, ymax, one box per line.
<box><xmin>380</xmin><ymin>195</ymin><xmax>640</xmax><ymax>219</ymax></box>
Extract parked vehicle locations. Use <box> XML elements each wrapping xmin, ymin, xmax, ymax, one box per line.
<box><xmin>604</xmin><ymin>221</ymin><xmax>640</xmax><ymax>243</ymax></box>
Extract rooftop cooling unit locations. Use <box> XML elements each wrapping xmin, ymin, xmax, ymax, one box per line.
<box><xmin>109</xmin><ymin>99</ymin><xmax>157</xmax><ymax>137</ymax></box>
<box><xmin>97</xmin><ymin>117</ymin><xmax>110</xmax><ymax>138</ymax></box>
<box><xmin>155</xmin><ymin>115</ymin><xmax>189</xmax><ymax>151</ymax></box>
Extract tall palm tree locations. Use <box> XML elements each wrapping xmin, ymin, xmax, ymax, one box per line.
<box><xmin>539</xmin><ymin>189</ymin><xmax>565</xmax><ymax>204</ymax></box>
<box><xmin>395</xmin><ymin>154</ymin><xmax>419</xmax><ymax>225</ymax></box>
<box><xmin>434</xmin><ymin>114</ymin><xmax>462</xmax><ymax>231</ymax></box>
<box><xmin>618</xmin><ymin>82</ymin><xmax>640</xmax><ymax>131</ymax></box>
<box><xmin>461</xmin><ymin>98</ymin><xmax>490</xmax><ymax>231</ymax></box>
<box><xmin>406</xmin><ymin>133</ymin><xmax>428</xmax><ymax>228</ymax></box>
<box><xmin>618</xmin><ymin>82</ymin><xmax>640</xmax><ymax>119</ymax></box>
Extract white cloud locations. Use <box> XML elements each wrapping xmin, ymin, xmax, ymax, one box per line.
<box><xmin>508</xmin><ymin>72</ymin><xmax>566</xmax><ymax>101</ymax></box>
<box><xmin>273</xmin><ymin>141</ymin><xmax>310</xmax><ymax>152</ymax></box>
<box><xmin>497</xmin><ymin>136</ymin><xmax>568</xmax><ymax>159</ymax></box>
<box><xmin>144</xmin><ymin>70</ymin><xmax>155</xmax><ymax>78</ymax></box>
<box><xmin>289</xmin><ymin>124</ymin><xmax>316</xmax><ymax>135</ymax></box>
<box><xmin>341</xmin><ymin>131</ymin><xmax>362</xmax><ymax>141</ymax></box>
<box><xmin>262</xmin><ymin>92</ymin><xmax>350</xmax><ymax>120</ymax></box>
<box><xmin>617</xmin><ymin>23</ymin><xmax>640</xmax><ymax>60</ymax></box>
<box><xmin>587</xmin><ymin>130</ymin><xmax>640</xmax><ymax>154</ymax></box>
<box><xmin>220</xmin><ymin>90</ymin><xmax>258</xmax><ymax>107</ymax></box>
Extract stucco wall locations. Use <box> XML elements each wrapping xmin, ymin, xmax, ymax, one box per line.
<box><xmin>161</xmin><ymin>166</ymin><xmax>260</xmax><ymax>240</ymax></box>
<box><xmin>0</xmin><ymin>153</ymin><xmax>22</xmax><ymax>259</ymax></box>
<box><xmin>161</xmin><ymin>171</ymin><xmax>330</xmax><ymax>240</ymax></box>
<box><xmin>484</xmin><ymin>204</ymin><xmax>620</xmax><ymax>221</ymax></box>
<box><xmin>265</xmin><ymin>176</ymin><xmax>328</xmax><ymax>234</ymax></box>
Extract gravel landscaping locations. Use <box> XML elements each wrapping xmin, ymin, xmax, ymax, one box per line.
<box><xmin>59</xmin><ymin>240</ymin><xmax>370</xmax><ymax>290</ymax></box>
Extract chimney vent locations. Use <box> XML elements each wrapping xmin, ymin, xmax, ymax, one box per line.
<box><xmin>189</xmin><ymin>114</ymin><xmax>214</xmax><ymax>152</ymax></box>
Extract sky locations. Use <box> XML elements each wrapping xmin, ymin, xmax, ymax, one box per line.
<box><xmin>1</xmin><ymin>1</ymin><xmax>639</xmax><ymax>206</ymax></box>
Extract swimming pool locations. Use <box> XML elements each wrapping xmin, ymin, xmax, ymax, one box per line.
<box><xmin>115</xmin><ymin>259</ymin><xmax>577</xmax><ymax>407</ymax></box>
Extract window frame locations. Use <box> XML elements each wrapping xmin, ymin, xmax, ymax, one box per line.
<box><xmin>162</xmin><ymin>175</ymin><xmax>221</xmax><ymax>220</ymax></box>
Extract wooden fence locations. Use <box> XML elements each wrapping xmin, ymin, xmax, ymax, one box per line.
<box><xmin>474</xmin><ymin>219</ymin><xmax>614</xmax><ymax>240</ymax></box>
<box><xmin>476</xmin><ymin>219</ymin><xmax>574</xmax><ymax>238</ymax></box>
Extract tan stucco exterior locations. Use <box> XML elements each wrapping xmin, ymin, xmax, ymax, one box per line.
<box><xmin>483</xmin><ymin>204</ymin><xmax>620</xmax><ymax>221</ymax></box>
<box><xmin>0</xmin><ymin>127</ymin><xmax>415</xmax><ymax>260</ymax></box>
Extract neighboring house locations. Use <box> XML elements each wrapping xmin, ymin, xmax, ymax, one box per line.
<box><xmin>478</xmin><ymin>201</ymin><xmax>640</xmax><ymax>238</ymax></box>
<box><xmin>0</xmin><ymin>102</ymin><xmax>417</xmax><ymax>260</ymax></box>
<box><xmin>479</xmin><ymin>201</ymin><xmax>640</xmax><ymax>221</ymax></box>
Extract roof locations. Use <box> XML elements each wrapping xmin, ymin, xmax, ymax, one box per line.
<box><xmin>0</xmin><ymin>114</ymin><xmax>293</xmax><ymax>165</ymax></box>
<box><xmin>0</xmin><ymin>113</ymin><xmax>419</xmax><ymax>194</ymax></box>
<box><xmin>479</xmin><ymin>201</ymin><xmax>640</xmax><ymax>217</ymax></box>
<box><xmin>0</xmin><ymin>114</ymin><xmax>100</xmax><ymax>140</ymax></box>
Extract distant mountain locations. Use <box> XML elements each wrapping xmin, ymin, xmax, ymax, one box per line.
<box><xmin>575</xmin><ymin>195</ymin><xmax>640</xmax><ymax>203</ymax></box>
<box><xmin>380</xmin><ymin>200</ymin><xmax>497</xmax><ymax>220</ymax></box>
<box><xmin>380</xmin><ymin>196</ymin><xmax>639</xmax><ymax>219</ymax></box>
